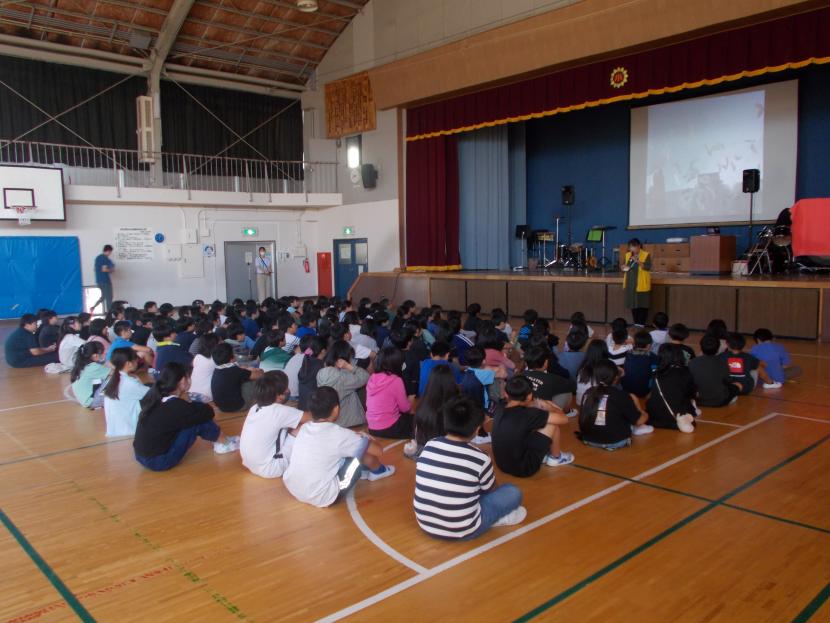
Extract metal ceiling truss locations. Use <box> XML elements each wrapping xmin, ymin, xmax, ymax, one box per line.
<box><xmin>182</xmin><ymin>14</ymin><xmax>329</xmax><ymax>51</ymax></box>
<box><xmin>173</xmin><ymin>32</ymin><xmax>316</xmax><ymax>66</ymax></box>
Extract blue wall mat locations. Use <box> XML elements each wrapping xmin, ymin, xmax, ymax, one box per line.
<box><xmin>526</xmin><ymin>64</ymin><xmax>830</xmax><ymax>255</ymax></box>
<box><xmin>0</xmin><ymin>236</ymin><xmax>82</xmax><ymax>317</ymax></box>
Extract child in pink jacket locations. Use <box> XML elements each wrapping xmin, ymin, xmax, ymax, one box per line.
<box><xmin>366</xmin><ymin>346</ymin><xmax>413</xmax><ymax>439</ymax></box>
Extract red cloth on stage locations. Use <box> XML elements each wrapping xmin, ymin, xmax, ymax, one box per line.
<box><xmin>791</xmin><ymin>199</ymin><xmax>830</xmax><ymax>257</ymax></box>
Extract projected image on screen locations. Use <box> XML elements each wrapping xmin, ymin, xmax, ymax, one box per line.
<box><xmin>629</xmin><ymin>81</ymin><xmax>797</xmax><ymax>227</ymax></box>
<box><xmin>646</xmin><ymin>90</ymin><xmax>763</xmax><ymax>220</ymax></box>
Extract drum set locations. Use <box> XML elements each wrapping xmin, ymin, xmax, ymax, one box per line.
<box><xmin>526</xmin><ymin>217</ymin><xmax>614</xmax><ymax>271</ymax></box>
<box><xmin>747</xmin><ymin>223</ymin><xmax>794</xmax><ymax>274</ymax></box>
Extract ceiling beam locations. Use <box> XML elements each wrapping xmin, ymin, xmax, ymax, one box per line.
<box><xmin>252</xmin><ymin>0</ymin><xmax>353</xmax><ymax>23</ymax></box>
<box><xmin>183</xmin><ymin>14</ymin><xmax>329</xmax><ymax>50</ymax></box>
<box><xmin>173</xmin><ymin>33</ymin><xmax>317</xmax><ymax>66</ymax></box>
<box><xmin>0</xmin><ymin>33</ymin><xmax>148</xmax><ymax>74</ymax></box>
<box><xmin>324</xmin><ymin>0</ymin><xmax>364</xmax><ymax>10</ymax></box>
<box><xmin>193</xmin><ymin>0</ymin><xmax>340</xmax><ymax>36</ymax></box>
<box><xmin>149</xmin><ymin>0</ymin><xmax>195</xmax><ymax>86</ymax></box>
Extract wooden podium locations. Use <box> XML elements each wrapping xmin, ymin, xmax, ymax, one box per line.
<box><xmin>690</xmin><ymin>235</ymin><xmax>736</xmax><ymax>274</ymax></box>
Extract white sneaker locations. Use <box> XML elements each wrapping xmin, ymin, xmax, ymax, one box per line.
<box><xmin>676</xmin><ymin>413</ymin><xmax>695</xmax><ymax>434</ymax></box>
<box><xmin>472</xmin><ymin>433</ymin><xmax>491</xmax><ymax>445</ymax></box>
<box><xmin>543</xmin><ymin>451</ymin><xmax>574</xmax><ymax>467</ymax></box>
<box><xmin>565</xmin><ymin>409</ymin><xmax>578</xmax><ymax>418</ymax></box>
<box><xmin>213</xmin><ymin>438</ymin><xmax>240</xmax><ymax>454</ymax></box>
<box><xmin>365</xmin><ymin>465</ymin><xmax>396</xmax><ymax>481</ymax></box>
<box><xmin>493</xmin><ymin>506</ymin><xmax>528</xmax><ymax>527</ymax></box>
<box><xmin>403</xmin><ymin>439</ymin><xmax>419</xmax><ymax>457</ymax></box>
<box><xmin>728</xmin><ymin>396</ymin><xmax>738</xmax><ymax>405</ymax></box>
<box><xmin>763</xmin><ymin>381</ymin><xmax>783</xmax><ymax>389</ymax></box>
<box><xmin>631</xmin><ymin>424</ymin><xmax>654</xmax><ymax>436</ymax></box>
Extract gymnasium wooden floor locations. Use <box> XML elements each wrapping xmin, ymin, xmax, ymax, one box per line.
<box><xmin>1</xmin><ymin>328</ymin><xmax>829</xmax><ymax>622</ymax></box>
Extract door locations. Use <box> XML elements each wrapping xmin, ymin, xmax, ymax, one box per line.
<box><xmin>317</xmin><ymin>252</ymin><xmax>333</xmax><ymax>297</ymax></box>
<box><xmin>333</xmin><ymin>238</ymin><xmax>368</xmax><ymax>298</ymax></box>
<box><xmin>224</xmin><ymin>241</ymin><xmax>275</xmax><ymax>302</ymax></box>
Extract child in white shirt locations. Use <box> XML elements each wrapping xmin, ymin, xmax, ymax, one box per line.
<box><xmin>240</xmin><ymin>371</ymin><xmax>310</xmax><ymax>478</ymax></box>
<box><xmin>283</xmin><ymin>386</ymin><xmax>394</xmax><ymax>507</ymax></box>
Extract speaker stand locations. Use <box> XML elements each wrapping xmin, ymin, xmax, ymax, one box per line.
<box><xmin>745</xmin><ymin>191</ymin><xmax>756</xmax><ymax>256</ymax></box>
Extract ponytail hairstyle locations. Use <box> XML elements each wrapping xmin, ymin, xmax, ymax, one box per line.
<box><xmin>299</xmin><ymin>336</ymin><xmax>327</xmax><ymax>379</ymax></box>
<box><xmin>577</xmin><ymin>339</ymin><xmax>611</xmax><ymax>384</ymax></box>
<box><xmin>58</xmin><ymin>316</ymin><xmax>79</xmax><ymax>346</ymax></box>
<box><xmin>578</xmin><ymin>360</ymin><xmax>619</xmax><ymax>429</ymax></box>
<box><xmin>104</xmin><ymin>348</ymin><xmax>138</xmax><ymax>400</ymax></box>
<box><xmin>70</xmin><ymin>341</ymin><xmax>105</xmax><ymax>382</ymax></box>
<box><xmin>139</xmin><ymin>362</ymin><xmax>191</xmax><ymax>418</ymax></box>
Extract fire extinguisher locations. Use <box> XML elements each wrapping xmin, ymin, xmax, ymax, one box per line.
<box><xmin>303</xmin><ymin>258</ymin><xmax>310</xmax><ymax>273</ymax></box>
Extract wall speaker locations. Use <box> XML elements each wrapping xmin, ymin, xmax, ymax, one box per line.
<box><xmin>361</xmin><ymin>163</ymin><xmax>378</xmax><ymax>189</ymax></box>
<box><xmin>561</xmin><ymin>185</ymin><xmax>575</xmax><ymax>205</ymax></box>
<box><xmin>742</xmin><ymin>169</ymin><xmax>760</xmax><ymax>193</ymax></box>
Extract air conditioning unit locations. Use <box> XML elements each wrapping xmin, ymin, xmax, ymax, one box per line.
<box><xmin>136</xmin><ymin>95</ymin><xmax>156</xmax><ymax>163</ymax></box>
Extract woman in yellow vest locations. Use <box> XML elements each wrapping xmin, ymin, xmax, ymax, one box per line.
<box><xmin>622</xmin><ymin>238</ymin><xmax>652</xmax><ymax>327</ymax></box>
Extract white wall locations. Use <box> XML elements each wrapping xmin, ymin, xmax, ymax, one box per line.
<box><xmin>0</xmin><ymin>197</ymin><xmax>400</xmax><ymax>307</ymax></box>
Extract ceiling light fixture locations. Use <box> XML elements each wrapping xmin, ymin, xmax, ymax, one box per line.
<box><xmin>296</xmin><ymin>0</ymin><xmax>318</xmax><ymax>12</ymax></box>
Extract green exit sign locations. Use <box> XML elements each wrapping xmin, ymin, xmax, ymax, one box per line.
<box><xmin>242</xmin><ymin>227</ymin><xmax>258</xmax><ymax>236</ymax></box>
<box><xmin>343</xmin><ymin>226</ymin><xmax>354</xmax><ymax>235</ymax></box>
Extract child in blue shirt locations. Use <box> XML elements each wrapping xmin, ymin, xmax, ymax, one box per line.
<box><xmin>107</xmin><ymin>320</ymin><xmax>153</xmax><ymax>366</ymax></box>
<box><xmin>558</xmin><ymin>330</ymin><xmax>588</xmax><ymax>381</ymax></box>
<box><xmin>462</xmin><ymin>346</ymin><xmax>499</xmax><ymax>409</ymax></box>
<box><xmin>418</xmin><ymin>341</ymin><xmax>462</xmax><ymax>396</ymax></box>
<box><xmin>750</xmin><ymin>328</ymin><xmax>801</xmax><ymax>388</ymax></box>
<box><xmin>621</xmin><ymin>331</ymin><xmax>660</xmax><ymax>398</ymax></box>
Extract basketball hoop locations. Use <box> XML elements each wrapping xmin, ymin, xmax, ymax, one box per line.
<box><xmin>14</xmin><ymin>205</ymin><xmax>36</xmax><ymax>226</ymax></box>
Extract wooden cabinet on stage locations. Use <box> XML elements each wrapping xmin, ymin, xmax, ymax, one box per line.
<box><xmin>619</xmin><ymin>243</ymin><xmax>690</xmax><ymax>273</ymax></box>
<box><xmin>690</xmin><ymin>235</ymin><xmax>736</xmax><ymax>274</ymax></box>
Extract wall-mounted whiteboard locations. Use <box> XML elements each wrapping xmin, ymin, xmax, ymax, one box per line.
<box><xmin>0</xmin><ymin>165</ymin><xmax>66</xmax><ymax>221</ymax></box>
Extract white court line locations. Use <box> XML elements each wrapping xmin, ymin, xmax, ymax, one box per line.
<box><xmin>318</xmin><ymin>412</ymin><xmax>781</xmax><ymax>623</ymax></box>
<box><xmin>696</xmin><ymin>419</ymin><xmax>741</xmax><ymax>428</ymax></box>
<box><xmin>0</xmin><ymin>398</ymin><xmax>71</xmax><ymax>413</ymax></box>
<box><xmin>382</xmin><ymin>439</ymin><xmax>406</xmax><ymax>453</ymax></box>
<box><xmin>777</xmin><ymin>412</ymin><xmax>830</xmax><ymax>425</ymax></box>
<box><xmin>346</xmin><ymin>490</ymin><xmax>428</xmax><ymax>574</ymax></box>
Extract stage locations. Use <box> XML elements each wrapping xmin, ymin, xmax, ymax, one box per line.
<box><xmin>349</xmin><ymin>269</ymin><xmax>830</xmax><ymax>341</ymax></box>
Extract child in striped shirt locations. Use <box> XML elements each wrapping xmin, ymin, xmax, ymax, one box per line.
<box><xmin>414</xmin><ymin>395</ymin><xmax>526</xmax><ymax>540</ymax></box>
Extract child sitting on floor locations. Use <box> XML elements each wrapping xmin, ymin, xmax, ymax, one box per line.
<box><xmin>240</xmin><ymin>371</ymin><xmax>310</xmax><ymax>479</ymax></box>
<box><xmin>523</xmin><ymin>345</ymin><xmax>576</xmax><ymax>415</ymax></box>
<box><xmin>517</xmin><ymin>309</ymin><xmax>538</xmax><ymax>349</ymax></box>
<box><xmin>491</xmin><ymin>376</ymin><xmax>574</xmax><ymax>476</ymax></box>
<box><xmin>415</xmin><ymin>394</ymin><xmax>526</xmax><ymax>539</ymax></box>
<box><xmin>621</xmin><ymin>331</ymin><xmax>659</xmax><ymax>399</ymax></box>
<box><xmin>133</xmin><ymin>363</ymin><xmax>239</xmax><ymax>471</ymax></box>
<box><xmin>107</xmin><ymin>320</ymin><xmax>153</xmax><ymax>365</ymax></box>
<box><xmin>283</xmin><ymin>387</ymin><xmax>394</xmax><ymax>508</ymax></box>
<box><xmin>405</xmin><ymin>365</ymin><xmax>460</xmax><ymax>458</ymax></box>
<box><xmin>607</xmin><ymin>327</ymin><xmax>633</xmax><ymax>366</ymax></box>
<box><xmin>211</xmin><ymin>342</ymin><xmax>263</xmax><ymax>412</ymax></box>
<box><xmin>69</xmin><ymin>341</ymin><xmax>110</xmax><ymax>409</ymax></box>
<box><xmin>297</xmin><ymin>337</ymin><xmax>327</xmax><ymax>410</ymax></box>
<box><xmin>721</xmin><ymin>332</ymin><xmax>769</xmax><ymax>394</ymax></box>
<box><xmin>576</xmin><ymin>339</ymin><xmax>612</xmax><ymax>407</ymax></box>
<box><xmin>189</xmin><ymin>333</ymin><xmax>219</xmax><ymax>403</ymax></box>
<box><xmin>153</xmin><ymin>318</ymin><xmax>193</xmax><ymax>371</ymax></box>
<box><xmin>750</xmin><ymin>328</ymin><xmax>801</xmax><ymax>389</ymax></box>
<box><xmin>689</xmin><ymin>335</ymin><xmax>742</xmax><ymax>407</ymax></box>
<box><xmin>103</xmin><ymin>348</ymin><xmax>150</xmax><ymax>437</ymax></box>
<box><xmin>646</xmin><ymin>344</ymin><xmax>698</xmax><ymax>433</ymax></box>
<box><xmin>365</xmin><ymin>346</ymin><xmax>413</xmax><ymax>439</ymax></box>
<box><xmin>650</xmin><ymin>312</ymin><xmax>669</xmax><ymax>354</ymax></box>
<box><xmin>559</xmin><ymin>330</ymin><xmax>588</xmax><ymax>380</ymax></box>
<box><xmin>57</xmin><ymin>316</ymin><xmax>85</xmax><ymax>372</ymax></box>
<box><xmin>316</xmin><ymin>340</ymin><xmax>371</xmax><ymax>428</ymax></box>
<box><xmin>578</xmin><ymin>360</ymin><xmax>652</xmax><ymax>450</ymax></box>
<box><xmin>668</xmin><ymin>323</ymin><xmax>696</xmax><ymax>363</ymax></box>
<box><xmin>259</xmin><ymin>330</ymin><xmax>292</xmax><ymax>371</ymax></box>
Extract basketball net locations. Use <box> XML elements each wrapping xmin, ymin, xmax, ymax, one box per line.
<box><xmin>14</xmin><ymin>205</ymin><xmax>35</xmax><ymax>226</ymax></box>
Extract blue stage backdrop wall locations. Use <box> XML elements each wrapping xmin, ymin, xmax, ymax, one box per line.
<box><xmin>526</xmin><ymin>64</ymin><xmax>830</xmax><ymax>255</ymax></box>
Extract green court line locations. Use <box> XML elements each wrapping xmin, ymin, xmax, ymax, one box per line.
<box><xmin>792</xmin><ymin>583</ymin><xmax>830</xmax><ymax>622</ymax></box>
<box><xmin>514</xmin><ymin>432</ymin><xmax>830</xmax><ymax>622</ymax></box>
<box><xmin>572</xmin><ymin>463</ymin><xmax>830</xmax><ymax>535</ymax></box>
<box><xmin>0</xmin><ymin>508</ymin><xmax>96</xmax><ymax>622</ymax></box>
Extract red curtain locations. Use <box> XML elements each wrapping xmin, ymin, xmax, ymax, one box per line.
<box><xmin>405</xmin><ymin>135</ymin><xmax>461</xmax><ymax>270</ymax></box>
<box><xmin>407</xmin><ymin>7</ymin><xmax>830</xmax><ymax>140</ymax></box>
